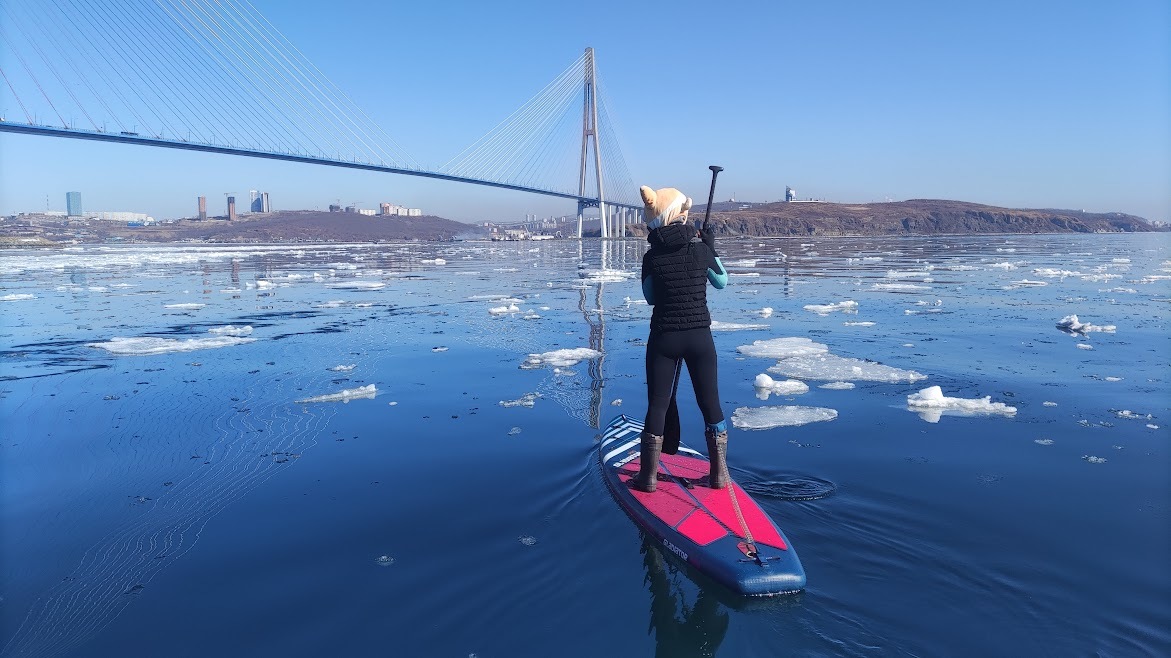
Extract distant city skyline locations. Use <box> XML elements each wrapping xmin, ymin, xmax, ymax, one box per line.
<box><xmin>1</xmin><ymin>0</ymin><xmax>1167</xmax><ymax>224</ymax></box>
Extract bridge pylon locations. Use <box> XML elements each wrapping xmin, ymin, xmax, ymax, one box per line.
<box><xmin>577</xmin><ymin>47</ymin><xmax>608</xmax><ymax>240</ymax></box>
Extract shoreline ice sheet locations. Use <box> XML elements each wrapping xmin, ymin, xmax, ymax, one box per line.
<box><xmin>296</xmin><ymin>383</ymin><xmax>376</xmax><ymax>404</ymax></box>
<box><xmin>732</xmin><ymin>405</ymin><xmax>838</xmax><ymax>430</ymax></box>
<box><xmin>906</xmin><ymin>386</ymin><xmax>1017</xmax><ymax>423</ymax></box>
<box><xmin>87</xmin><ymin>335</ymin><xmax>256</xmax><ymax>355</ymax></box>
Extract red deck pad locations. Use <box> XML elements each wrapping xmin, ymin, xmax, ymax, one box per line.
<box><xmin>619</xmin><ymin>460</ymin><xmax>700</xmax><ymax>527</ymax></box>
<box><xmin>677</xmin><ymin>510</ymin><xmax>728</xmax><ymax>545</ymax></box>
<box><xmin>691</xmin><ymin>484</ymin><xmax>787</xmax><ymax>550</ymax></box>
<box><xmin>620</xmin><ymin>455</ymin><xmax>788</xmax><ymax>550</ymax></box>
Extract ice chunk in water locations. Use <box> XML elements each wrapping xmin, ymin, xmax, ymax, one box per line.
<box><xmin>819</xmin><ymin>381</ymin><xmax>855</xmax><ymax>390</ymax></box>
<box><xmin>326</xmin><ymin>281</ymin><xmax>385</xmax><ymax>290</ymax></box>
<box><xmin>906</xmin><ymin>386</ymin><xmax>1017</xmax><ymax>423</ymax></box>
<box><xmin>489</xmin><ymin>304</ymin><xmax>520</xmax><ymax>315</ymax></box>
<box><xmin>711</xmin><ymin>321</ymin><xmax>769</xmax><ymax>331</ymax></box>
<box><xmin>769</xmin><ymin>353</ymin><xmax>926</xmax><ymax>382</ymax></box>
<box><xmin>1056</xmin><ymin>314</ymin><xmax>1116</xmax><ymax>334</ymax></box>
<box><xmin>164</xmin><ymin>303</ymin><xmax>205</xmax><ymax>310</ymax></box>
<box><xmin>520</xmin><ymin>348</ymin><xmax>602</xmax><ymax>369</ymax></box>
<box><xmin>753</xmin><ymin>374</ymin><xmax>809</xmax><ymax>399</ymax></box>
<box><xmin>1</xmin><ymin>294</ymin><xmax>35</xmax><ymax>301</ymax></box>
<box><xmin>737</xmin><ymin>337</ymin><xmax>829</xmax><ymax>360</ymax></box>
<box><xmin>87</xmin><ymin>335</ymin><xmax>255</xmax><ymax>355</ymax></box>
<box><xmin>732</xmin><ymin>405</ymin><xmax>838</xmax><ymax>430</ymax></box>
<box><xmin>803</xmin><ymin>300</ymin><xmax>858</xmax><ymax>315</ymax></box>
<box><xmin>759</xmin><ymin>307</ymin><xmax>773</xmax><ymax>318</ymax></box>
<box><xmin>296</xmin><ymin>384</ymin><xmax>376</xmax><ymax>404</ymax></box>
<box><xmin>207</xmin><ymin>325</ymin><xmax>253</xmax><ymax>336</ymax></box>
<box><xmin>329</xmin><ymin>364</ymin><xmax>357</xmax><ymax>372</ymax></box>
<box><xmin>499</xmin><ymin>393</ymin><xmax>540</xmax><ymax>408</ymax></box>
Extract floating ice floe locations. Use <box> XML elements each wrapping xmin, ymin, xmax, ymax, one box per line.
<box><xmin>499</xmin><ymin>392</ymin><xmax>540</xmax><ymax>408</ymax></box>
<box><xmin>0</xmin><ymin>293</ymin><xmax>35</xmax><ymax>301</ymax></box>
<box><xmin>296</xmin><ymin>384</ymin><xmax>376</xmax><ymax>404</ymax></box>
<box><xmin>843</xmin><ymin>321</ymin><xmax>876</xmax><ymax>327</ymax></box>
<box><xmin>325</xmin><ymin>281</ymin><xmax>385</xmax><ymax>290</ymax></box>
<box><xmin>1076</xmin><ymin>344</ymin><xmax>1093</xmax><ymax>350</ymax></box>
<box><xmin>1035</xmin><ymin>438</ymin><xmax>1054</xmax><ymax>445</ymax></box>
<box><xmin>737</xmin><ymin>337</ymin><xmax>829</xmax><ymax>360</ymax></box>
<box><xmin>317</xmin><ymin>300</ymin><xmax>346</xmax><ymax>308</ymax></box>
<box><xmin>207</xmin><ymin>325</ymin><xmax>253</xmax><ymax>336</ymax></box>
<box><xmin>905</xmin><ymin>386</ymin><xmax>1017</xmax><ymax>423</ymax></box>
<box><xmin>872</xmin><ymin>283</ymin><xmax>930</xmax><ymax>291</ymax></box>
<box><xmin>710</xmin><ymin>321</ymin><xmax>769</xmax><ymax>331</ymax></box>
<box><xmin>753</xmin><ymin>374</ymin><xmax>809</xmax><ymax>400</ymax></box>
<box><xmin>1114</xmin><ymin>409</ymin><xmax>1152</xmax><ymax>420</ymax></box>
<box><xmin>1043</xmin><ymin>401</ymin><xmax>1058</xmax><ymax>407</ymax></box>
<box><xmin>989</xmin><ymin>262</ymin><xmax>1023</xmax><ymax>270</ymax></box>
<box><xmin>729</xmin><ymin>272</ymin><xmax>760</xmax><ymax>277</ymax></box>
<box><xmin>580</xmin><ymin>269</ymin><xmax>634</xmax><ymax>283</ymax></box>
<box><xmin>731</xmin><ymin>405</ymin><xmax>838</xmax><ymax>430</ymax></box>
<box><xmin>759</xmin><ymin>307</ymin><xmax>774</xmax><ymax>318</ymax></box>
<box><xmin>768</xmin><ymin>353</ymin><xmax>926</xmax><ymax>383</ymax></box>
<box><xmin>164</xmin><ymin>303</ymin><xmax>205</xmax><ymax>310</ymax></box>
<box><xmin>611</xmin><ymin>399</ymin><xmax>622</xmax><ymax>406</ymax></box>
<box><xmin>803</xmin><ymin>300</ymin><xmax>858</xmax><ymax>315</ymax></box>
<box><xmin>1105</xmin><ymin>376</ymin><xmax>1122</xmax><ymax>382</ymax></box>
<box><xmin>520</xmin><ymin>348</ymin><xmax>602</xmax><ymax>369</ymax></box>
<box><xmin>819</xmin><ymin>381</ymin><xmax>855</xmax><ymax>390</ymax></box>
<box><xmin>420</xmin><ymin>258</ymin><xmax>447</xmax><ymax>265</ymax></box>
<box><xmin>1007</xmin><ymin>280</ymin><xmax>1048</xmax><ymax>288</ymax></box>
<box><xmin>87</xmin><ymin>335</ymin><xmax>255</xmax><ymax>355</ymax></box>
<box><xmin>1081</xmin><ymin>455</ymin><xmax>1107</xmax><ymax>464</ymax></box>
<box><xmin>329</xmin><ymin>364</ymin><xmax>357</xmax><ymax>372</ymax></box>
<box><xmin>1034</xmin><ymin>268</ymin><xmax>1084</xmax><ymax>278</ymax></box>
<box><xmin>1056</xmin><ymin>314</ymin><xmax>1116</xmax><ymax>334</ymax></box>
<box><xmin>489</xmin><ymin>304</ymin><xmax>520</xmax><ymax>315</ymax></box>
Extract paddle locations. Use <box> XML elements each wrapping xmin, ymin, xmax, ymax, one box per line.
<box><xmin>662</xmin><ymin>359</ymin><xmax>683</xmax><ymax>455</ymax></box>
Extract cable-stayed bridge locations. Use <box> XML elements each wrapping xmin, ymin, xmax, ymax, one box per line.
<box><xmin>0</xmin><ymin>0</ymin><xmax>643</xmax><ymax>237</ymax></box>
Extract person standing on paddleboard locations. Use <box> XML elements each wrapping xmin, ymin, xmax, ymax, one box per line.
<box><xmin>633</xmin><ymin>183</ymin><xmax>729</xmax><ymax>493</ymax></box>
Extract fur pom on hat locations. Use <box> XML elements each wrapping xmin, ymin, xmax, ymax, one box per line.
<box><xmin>640</xmin><ymin>186</ymin><xmax>692</xmax><ymax>230</ymax></box>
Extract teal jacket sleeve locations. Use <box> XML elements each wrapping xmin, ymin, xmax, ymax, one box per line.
<box><xmin>707</xmin><ymin>256</ymin><xmax>728</xmax><ymax>289</ymax></box>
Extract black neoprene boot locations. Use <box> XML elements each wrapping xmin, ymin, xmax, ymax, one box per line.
<box><xmin>632</xmin><ymin>430</ymin><xmax>664</xmax><ymax>493</ymax></box>
<box><xmin>705</xmin><ymin>424</ymin><xmax>729</xmax><ymax>489</ymax></box>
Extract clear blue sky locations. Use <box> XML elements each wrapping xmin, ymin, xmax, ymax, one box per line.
<box><xmin>1</xmin><ymin>0</ymin><xmax>1168</xmax><ymax>223</ymax></box>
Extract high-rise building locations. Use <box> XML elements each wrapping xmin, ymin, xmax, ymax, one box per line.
<box><xmin>261</xmin><ymin>192</ymin><xmax>270</xmax><ymax>213</ymax></box>
<box><xmin>249</xmin><ymin>190</ymin><xmax>261</xmax><ymax>213</ymax></box>
<box><xmin>227</xmin><ymin>196</ymin><xmax>237</xmax><ymax>221</ymax></box>
<box><xmin>66</xmin><ymin>191</ymin><xmax>82</xmax><ymax>216</ymax></box>
<box><xmin>198</xmin><ymin>196</ymin><xmax>207</xmax><ymax>221</ymax></box>
<box><xmin>379</xmin><ymin>202</ymin><xmax>392</xmax><ymax>215</ymax></box>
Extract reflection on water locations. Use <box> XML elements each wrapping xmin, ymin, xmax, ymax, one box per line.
<box><xmin>642</xmin><ymin>537</ymin><xmax>729</xmax><ymax>658</ymax></box>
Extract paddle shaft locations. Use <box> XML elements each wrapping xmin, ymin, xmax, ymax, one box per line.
<box><xmin>702</xmin><ymin>165</ymin><xmax>723</xmax><ymax>230</ymax></box>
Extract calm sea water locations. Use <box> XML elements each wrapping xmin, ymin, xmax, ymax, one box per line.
<box><xmin>1</xmin><ymin>233</ymin><xmax>1168</xmax><ymax>657</ymax></box>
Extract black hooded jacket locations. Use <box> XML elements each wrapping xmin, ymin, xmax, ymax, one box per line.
<box><xmin>641</xmin><ymin>223</ymin><xmax>726</xmax><ymax>333</ymax></box>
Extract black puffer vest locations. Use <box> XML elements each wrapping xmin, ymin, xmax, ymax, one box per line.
<box><xmin>645</xmin><ymin>223</ymin><xmax>711</xmax><ymax>333</ymax></box>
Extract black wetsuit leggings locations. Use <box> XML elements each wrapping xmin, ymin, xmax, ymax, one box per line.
<box><xmin>644</xmin><ymin>327</ymin><xmax>725</xmax><ymax>436</ymax></box>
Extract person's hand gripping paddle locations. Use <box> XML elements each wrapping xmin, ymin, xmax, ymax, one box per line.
<box><xmin>662</xmin><ymin>165</ymin><xmax>723</xmax><ymax>456</ymax></box>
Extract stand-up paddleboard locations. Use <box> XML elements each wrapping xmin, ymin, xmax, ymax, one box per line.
<box><xmin>600</xmin><ymin>414</ymin><xmax>805</xmax><ymax>596</ymax></box>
